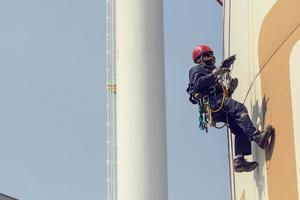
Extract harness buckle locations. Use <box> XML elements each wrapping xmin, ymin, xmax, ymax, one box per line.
<box><xmin>202</xmin><ymin>95</ymin><xmax>209</xmax><ymax>105</ymax></box>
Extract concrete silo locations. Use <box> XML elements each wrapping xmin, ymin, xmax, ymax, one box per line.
<box><xmin>106</xmin><ymin>0</ymin><xmax>168</xmax><ymax>200</ymax></box>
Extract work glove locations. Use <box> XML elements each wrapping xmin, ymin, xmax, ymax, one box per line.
<box><xmin>228</xmin><ymin>78</ymin><xmax>238</xmax><ymax>96</ymax></box>
<box><xmin>221</xmin><ymin>54</ymin><xmax>236</xmax><ymax>69</ymax></box>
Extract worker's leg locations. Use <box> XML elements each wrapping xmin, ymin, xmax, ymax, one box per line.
<box><xmin>228</xmin><ymin>115</ymin><xmax>258</xmax><ymax>172</ymax></box>
<box><xmin>212</xmin><ymin>111</ymin><xmax>252</xmax><ymax>156</ymax></box>
<box><xmin>228</xmin><ymin>115</ymin><xmax>252</xmax><ymax>156</ymax></box>
<box><xmin>220</xmin><ymin>98</ymin><xmax>258</xmax><ymax>140</ymax></box>
<box><xmin>212</xmin><ymin>111</ymin><xmax>258</xmax><ymax>172</ymax></box>
<box><xmin>216</xmin><ymin>97</ymin><xmax>273</xmax><ymax>149</ymax></box>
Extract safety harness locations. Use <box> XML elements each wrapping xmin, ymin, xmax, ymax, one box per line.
<box><xmin>195</xmin><ymin>84</ymin><xmax>229</xmax><ymax>132</ymax></box>
<box><xmin>187</xmin><ymin>59</ymin><xmax>235</xmax><ymax>132</ymax></box>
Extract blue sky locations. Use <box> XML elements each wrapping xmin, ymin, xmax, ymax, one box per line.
<box><xmin>0</xmin><ymin>0</ymin><xmax>229</xmax><ymax>199</ymax></box>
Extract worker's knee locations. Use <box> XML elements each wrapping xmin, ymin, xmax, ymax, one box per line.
<box><xmin>230</xmin><ymin>100</ymin><xmax>247</xmax><ymax>113</ymax></box>
<box><xmin>240</xmin><ymin>112</ymin><xmax>249</xmax><ymax>119</ymax></box>
<box><xmin>241</xmin><ymin>103</ymin><xmax>248</xmax><ymax>111</ymax></box>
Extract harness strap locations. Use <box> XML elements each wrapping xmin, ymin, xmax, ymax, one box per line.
<box><xmin>201</xmin><ymin>84</ymin><xmax>229</xmax><ymax>129</ymax></box>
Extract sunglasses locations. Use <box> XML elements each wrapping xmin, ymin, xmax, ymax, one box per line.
<box><xmin>202</xmin><ymin>52</ymin><xmax>214</xmax><ymax>57</ymax></box>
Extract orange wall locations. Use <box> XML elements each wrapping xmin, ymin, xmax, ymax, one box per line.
<box><xmin>258</xmin><ymin>0</ymin><xmax>300</xmax><ymax>199</ymax></box>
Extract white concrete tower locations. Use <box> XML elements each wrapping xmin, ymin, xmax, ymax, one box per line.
<box><xmin>116</xmin><ymin>0</ymin><xmax>168</xmax><ymax>200</ymax></box>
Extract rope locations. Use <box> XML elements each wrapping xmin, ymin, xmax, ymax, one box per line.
<box><xmin>211</xmin><ymin>94</ymin><xmax>226</xmax><ymax>112</ymax></box>
<box><xmin>198</xmin><ymin>102</ymin><xmax>208</xmax><ymax>131</ymax></box>
<box><xmin>243</xmin><ymin>22</ymin><xmax>300</xmax><ymax>104</ymax></box>
<box><xmin>203</xmin><ymin>84</ymin><xmax>228</xmax><ymax>129</ymax></box>
<box><xmin>211</xmin><ymin>84</ymin><xmax>229</xmax><ymax>113</ymax></box>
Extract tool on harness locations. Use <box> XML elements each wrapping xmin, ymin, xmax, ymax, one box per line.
<box><xmin>198</xmin><ymin>99</ymin><xmax>208</xmax><ymax>132</ymax></box>
<box><xmin>196</xmin><ymin>88</ymin><xmax>227</xmax><ymax>132</ymax></box>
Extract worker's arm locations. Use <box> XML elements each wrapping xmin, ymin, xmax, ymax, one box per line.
<box><xmin>191</xmin><ymin>72</ymin><xmax>216</xmax><ymax>90</ymax></box>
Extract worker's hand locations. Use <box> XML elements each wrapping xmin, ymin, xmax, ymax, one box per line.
<box><xmin>213</xmin><ymin>68</ymin><xmax>230</xmax><ymax>78</ymax></box>
<box><xmin>229</xmin><ymin>78</ymin><xmax>238</xmax><ymax>91</ymax></box>
<box><xmin>228</xmin><ymin>78</ymin><xmax>238</xmax><ymax>97</ymax></box>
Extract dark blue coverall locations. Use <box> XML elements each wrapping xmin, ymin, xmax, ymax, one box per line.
<box><xmin>188</xmin><ymin>63</ymin><xmax>258</xmax><ymax>156</ymax></box>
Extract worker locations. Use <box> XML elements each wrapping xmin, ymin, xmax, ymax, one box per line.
<box><xmin>187</xmin><ymin>44</ymin><xmax>273</xmax><ymax>172</ymax></box>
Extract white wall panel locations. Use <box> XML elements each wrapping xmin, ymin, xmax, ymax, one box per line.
<box><xmin>289</xmin><ymin>39</ymin><xmax>300</xmax><ymax>195</ymax></box>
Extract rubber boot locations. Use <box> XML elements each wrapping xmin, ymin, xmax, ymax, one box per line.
<box><xmin>234</xmin><ymin>157</ymin><xmax>258</xmax><ymax>173</ymax></box>
<box><xmin>253</xmin><ymin>125</ymin><xmax>274</xmax><ymax>149</ymax></box>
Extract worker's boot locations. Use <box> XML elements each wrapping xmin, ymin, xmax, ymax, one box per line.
<box><xmin>253</xmin><ymin>125</ymin><xmax>274</xmax><ymax>149</ymax></box>
<box><xmin>234</xmin><ymin>157</ymin><xmax>258</xmax><ymax>173</ymax></box>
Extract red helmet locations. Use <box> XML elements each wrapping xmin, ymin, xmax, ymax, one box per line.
<box><xmin>192</xmin><ymin>45</ymin><xmax>213</xmax><ymax>63</ymax></box>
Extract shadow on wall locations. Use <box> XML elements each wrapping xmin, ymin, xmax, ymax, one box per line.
<box><xmin>250</xmin><ymin>95</ymin><xmax>276</xmax><ymax>200</ymax></box>
<box><xmin>251</xmin><ymin>95</ymin><xmax>276</xmax><ymax>161</ymax></box>
<box><xmin>265</xmin><ymin>128</ymin><xmax>276</xmax><ymax>162</ymax></box>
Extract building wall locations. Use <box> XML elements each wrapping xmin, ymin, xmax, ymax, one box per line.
<box><xmin>258</xmin><ymin>1</ymin><xmax>300</xmax><ymax>199</ymax></box>
<box><xmin>224</xmin><ymin>0</ymin><xmax>300</xmax><ymax>199</ymax></box>
<box><xmin>290</xmin><ymin>40</ymin><xmax>300</xmax><ymax>196</ymax></box>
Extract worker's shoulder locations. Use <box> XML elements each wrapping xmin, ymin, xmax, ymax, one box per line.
<box><xmin>189</xmin><ymin>64</ymin><xmax>206</xmax><ymax>75</ymax></box>
<box><xmin>189</xmin><ymin>64</ymin><xmax>206</xmax><ymax>71</ymax></box>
